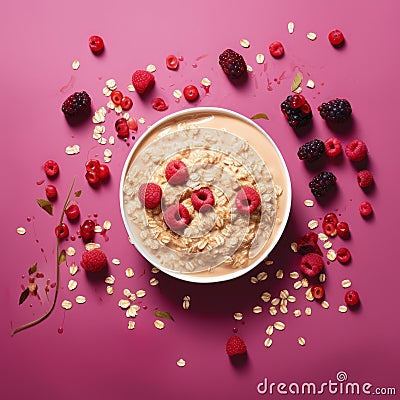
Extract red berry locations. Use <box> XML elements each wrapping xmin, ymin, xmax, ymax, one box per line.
<box><xmin>138</xmin><ymin>183</ymin><xmax>162</xmax><ymax>209</ymax></box>
<box><xmin>323</xmin><ymin>213</ymin><xmax>339</xmax><ymax>237</ymax></box>
<box><xmin>357</xmin><ymin>170</ymin><xmax>374</xmax><ymax>188</ymax></box>
<box><xmin>300</xmin><ymin>253</ymin><xmax>324</xmax><ymax>277</ymax></box>
<box><xmin>183</xmin><ymin>85</ymin><xmax>199</xmax><ymax>102</ymax></box>
<box><xmin>45</xmin><ymin>184</ymin><xmax>57</xmax><ymax>199</ymax></box>
<box><xmin>115</xmin><ymin>118</ymin><xmax>130</xmax><ymax>139</ymax></box>
<box><xmin>324</xmin><ymin>137</ymin><xmax>342</xmax><ymax>157</ymax></box>
<box><xmin>110</xmin><ymin>90</ymin><xmax>123</xmax><ymax>106</ymax></box>
<box><xmin>85</xmin><ymin>170</ymin><xmax>100</xmax><ymax>186</ymax></box>
<box><xmin>151</xmin><ymin>97</ymin><xmax>168</xmax><ymax>111</ymax></box>
<box><xmin>127</xmin><ymin>117</ymin><xmax>138</xmax><ymax>132</ymax></box>
<box><xmin>345</xmin><ymin>139</ymin><xmax>368</xmax><ymax>162</ymax></box>
<box><xmin>359</xmin><ymin>201</ymin><xmax>373</xmax><ymax>217</ymax></box>
<box><xmin>98</xmin><ymin>164</ymin><xmax>110</xmax><ymax>180</ymax></box>
<box><xmin>163</xmin><ymin>204</ymin><xmax>191</xmax><ymax>231</ymax></box>
<box><xmin>165</xmin><ymin>160</ymin><xmax>189</xmax><ymax>185</ymax></box>
<box><xmin>80</xmin><ymin>219</ymin><xmax>95</xmax><ymax>241</ymax></box>
<box><xmin>85</xmin><ymin>159</ymin><xmax>100</xmax><ymax>173</ymax></box>
<box><xmin>65</xmin><ymin>204</ymin><xmax>80</xmax><ymax>221</ymax></box>
<box><xmin>226</xmin><ymin>336</ymin><xmax>247</xmax><ymax>357</ymax></box>
<box><xmin>80</xmin><ymin>248</ymin><xmax>108</xmax><ymax>272</ymax></box>
<box><xmin>324</xmin><ymin>212</ymin><xmax>339</xmax><ymax>226</ymax></box>
<box><xmin>328</xmin><ymin>29</ymin><xmax>345</xmax><ymax>47</ymax></box>
<box><xmin>235</xmin><ymin>187</ymin><xmax>261</xmax><ymax>215</ymax></box>
<box><xmin>191</xmin><ymin>187</ymin><xmax>215</xmax><ymax>212</ymax></box>
<box><xmin>88</xmin><ymin>35</ymin><xmax>104</xmax><ymax>53</ymax></box>
<box><xmin>131</xmin><ymin>70</ymin><xmax>155</xmax><ymax>94</ymax></box>
<box><xmin>121</xmin><ymin>96</ymin><xmax>133</xmax><ymax>111</ymax></box>
<box><xmin>297</xmin><ymin>232</ymin><xmax>322</xmax><ymax>256</ymax></box>
<box><xmin>269</xmin><ymin>41</ymin><xmax>284</xmax><ymax>57</ymax></box>
<box><xmin>44</xmin><ymin>160</ymin><xmax>59</xmax><ymax>177</ymax></box>
<box><xmin>55</xmin><ymin>223</ymin><xmax>69</xmax><ymax>239</ymax></box>
<box><xmin>289</xmin><ymin>94</ymin><xmax>306</xmax><ymax>109</ymax></box>
<box><xmin>336</xmin><ymin>221</ymin><xmax>350</xmax><ymax>239</ymax></box>
<box><xmin>345</xmin><ymin>290</ymin><xmax>360</xmax><ymax>307</ymax></box>
<box><xmin>301</xmin><ymin>103</ymin><xmax>311</xmax><ymax>114</ymax></box>
<box><xmin>166</xmin><ymin>54</ymin><xmax>179</xmax><ymax>70</ymax></box>
<box><xmin>337</xmin><ymin>247</ymin><xmax>351</xmax><ymax>263</ymax></box>
<box><xmin>311</xmin><ymin>285</ymin><xmax>325</xmax><ymax>300</ymax></box>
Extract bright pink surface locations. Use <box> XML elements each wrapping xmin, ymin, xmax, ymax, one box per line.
<box><xmin>2</xmin><ymin>1</ymin><xmax>399</xmax><ymax>399</ymax></box>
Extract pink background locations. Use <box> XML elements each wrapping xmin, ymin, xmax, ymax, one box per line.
<box><xmin>2</xmin><ymin>1</ymin><xmax>399</xmax><ymax>399</ymax></box>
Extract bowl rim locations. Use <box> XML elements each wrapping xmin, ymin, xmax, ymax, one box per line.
<box><xmin>119</xmin><ymin>106</ymin><xmax>292</xmax><ymax>283</ymax></box>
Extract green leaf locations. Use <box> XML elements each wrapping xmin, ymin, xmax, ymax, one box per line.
<box><xmin>154</xmin><ymin>310</ymin><xmax>175</xmax><ymax>321</ymax></box>
<box><xmin>291</xmin><ymin>71</ymin><xmax>303</xmax><ymax>92</ymax></box>
<box><xmin>19</xmin><ymin>288</ymin><xmax>30</xmax><ymax>305</ymax></box>
<box><xmin>74</xmin><ymin>190</ymin><xmax>82</xmax><ymax>198</ymax></box>
<box><xmin>36</xmin><ymin>199</ymin><xmax>53</xmax><ymax>216</ymax></box>
<box><xmin>251</xmin><ymin>113</ymin><xmax>269</xmax><ymax>120</ymax></box>
<box><xmin>28</xmin><ymin>263</ymin><xmax>38</xmax><ymax>275</ymax></box>
<box><xmin>58</xmin><ymin>250</ymin><xmax>66</xmax><ymax>265</ymax></box>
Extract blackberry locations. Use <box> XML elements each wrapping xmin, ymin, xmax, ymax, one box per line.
<box><xmin>317</xmin><ymin>98</ymin><xmax>352</xmax><ymax>122</ymax></box>
<box><xmin>297</xmin><ymin>139</ymin><xmax>325</xmax><ymax>162</ymax></box>
<box><xmin>218</xmin><ymin>49</ymin><xmax>247</xmax><ymax>79</ymax></box>
<box><xmin>280</xmin><ymin>94</ymin><xmax>313</xmax><ymax>128</ymax></box>
<box><xmin>62</xmin><ymin>91</ymin><xmax>91</xmax><ymax>117</ymax></box>
<box><xmin>309</xmin><ymin>172</ymin><xmax>337</xmax><ymax>197</ymax></box>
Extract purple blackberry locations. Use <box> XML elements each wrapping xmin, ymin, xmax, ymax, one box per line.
<box><xmin>281</xmin><ymin>94</ymin><xmax>313</xmax><ymax>128</ymax></box>
<box><xmin>297</xmin><ymin>139</ymin><xmax>325</xmax><ymax>162</ymax></box>
<box><xmin>318</xmin><ymin>98</ymin><xmax>352</xmax><ymax>122</ymax></box>
<box><xmin>62</xmin><ymin>91</ymin><xmax>91</xmax><ymax>117</ymax></box>
<box><xmin>309</xmin><ymin>172</ymin><xmax>337</xmax><ymax>197</ymax></box>
<box><xmin>218</xmin><ymin>49</ymin><xmax>247</xmax><ymax>79</ymax></box>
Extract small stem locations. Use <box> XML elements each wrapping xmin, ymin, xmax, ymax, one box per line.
<box><xmin>11</xmin><ymin>177</ymin><xmax>76</xmax><ymax>336</ymax></box>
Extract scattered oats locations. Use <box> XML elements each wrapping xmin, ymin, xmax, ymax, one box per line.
<box><xmin>75</xmin><ymin>295</ymin><xmax>86</xmax><ymax>304</ymax></box>
<box><xmin>146</xmin><ymin>64</ymin><xmax>156</xmax><ymax>72</ymax></box>
<box><xmin>72</xmin><ymin>60</ymin><xmax>80</xmax><ymax>70</ymax></box>
<box><xmin>234</xmin><ymin>312</ymin><xmax>243</xmax><ymax>321</ymax></box>
<box><xmin>68</xmin><ymin>280</ymin><xmax>77</xmax><ymax>291</ymax></box>
<box><xmin>319</xmin><ymin>273</ymin><xmax>326</xmax><ymax>283</ymax></box>
<box><xmin>173</xmin><ymin>89</ymin><xmax>182</xmax><ymax>98</ymax></box>
<box><xmin>126</xmin><ymin>306</ymin><xmax>138</xmax><ymax>318</ymax></box>
<box><xmin>123</xmin><ymin>112</ymin><xmax>130</xmax><ymax>120</ymax></box>
<box><xmin>294</xmin><ymin>281</ymin><xmax>302</xmax><ymax>290</ymax></box>
<box><xmin>201</xmin><ymin>77</ymin><xmax>211</xmax><ymax>87</ymax></box>
<box><xmin>271</xmin><ymin>297</ymin><xmax>280</xmax><ymax>306</ymax></box>
<box><xmin>106</xmin><ymin>285</ymin><xmax>114</xmax><ymax>295</ymax></box>
<box><xmin>66</xmin><ymin>246</ymin><xmax>75</xmax><ymax>256</ymax></box>
<box><xmin>305</xmin><ymin>307</ymin><xmax>312</xmax><ymax>316</ymax></box>
<box><xmin>98</xmin><ymin>137</ymin><xmax>107</xmax><ymax>145</ymax></box>
<box><xmin>298</xmin><ymin>337</ymin><xmax>306</xmax><ymax>346</ymax></box>
<box><xmin>107</xmin><ymin>100</ymin><xmax>115</xmax><ymax>110</ymax></box>
<box><xmin>125</xmin><ymin>268</ymin><xmax>134</xmax><ymax>278</ymax></box>
<box><xmin>69</xmin><ymin>263</ymin><xmax>78</xmax><ymax>276</ymax></box>
<box><xmin>288</xmin><ymin>21</ymin><xmax>295</xmax><ymax>34</ymax></box>
<box><xmin>104</xmin><ymin>156</ymin><xmax>111</xmax><ymax>163</ymax></box>
<box><xmin>280</xmin><ymin>304</ymin><xmax>288</xmax><ymax>314</ymax></box>
<box><xmin>138</xmin><ymin>117</ymin><xmax>145</xmax><ymax>124</ymax></box>
<box><xmin>61</xmin><ymin>300</ymin><xmax>72</xmax><ymax>310</ymax></box>
<box><xmin>261</xmin><ymin>291</ymin><xmax>271</xmax><ymax>303</ymax></box>
<box><xmin>257</xmin><ymin>271</ymin><xmax>268</xmax><ymax>281</ymax></box>
<box><xmin>304</xmin><ymin>199</ymin><xmax>314</xmax><ymax>207</ymax></box>
<box><xmin>269</xmin><ymin>306</ymin><xmax>277</xmax><ymax>316</ymax></box>
<box><xmin>123</xmin><ymin>288</ymin><xmax>132</xmax><ymax>298</ymax></box>
<box><xmin>250</xmin><ymin>276</ymin><xmax>258</xmax><ymax>284</ymax></box>
<box><xmin>106</xmin><ymin>79</ymin><xmax>117</xmax><ymax>90</ymax></box>
<box><xmin>118</xmin><ymin>299</ymin><xmax>131</xmax><ymax>309</ymax></box>
<box><xmin>154</xmin><ymin>320</ymin><xmax>165</xmax><ymax>330</ymax></box>
<box><xmin>183</xmin><ymin>296</ymin><xmax>190</xmax><ymax>310</ymax></box>
<box><xmin>240</xmin><ymin>39</ymin><xmax>250</xmax><ymax>48</ymax></box>
<box><xmin>276</xmin><ymin>269</ymin><xmax>284</xmax><ymax>279</ymax></box>
<box><xmin>264</xmin><ymin>337</ymin><xmax>273</xmax><ymax>348</ymax></box>
<box><xmin>288</xmin><ymin>295</ymin><xmax>296</xmax><ymax>303</ymax></box>
<box><xmin>112</xmin><ymin>258</ymin><xmax>121</xmax><ymax>265</ymax></box>
<box><xmin>93</xmin><ymin>132</ymin><xmax>102</xmax><ymax>140</ymax></box>
<box><xmin>256</xmin><ymin>53</ymin><xmax>265</xmax><ymax>64</ymax></box>
<box><xmin>307</xmin><ymin>32</ymin><xmax>317</xmax><ymax>41</ymax></box>
<box><xmin>301</xmin><ymin>278</ymin><xmax>309</xmax><ymax>288</ymax></box>
<box><xmin>293</xmin><ymin>309</ymin><xmax>302</xmax><ymax>317</ymax></box>
<box><xmin>101</xmin><ymin>221</ymin><xmax>111</xmax><ymax>231</ymax></box>
<box><xmin>290</xmin><ymin>271</ymin><xmax>299</xmax><ymax>279</ymax></box>
<box><xmin>128</xmin><ymin>321</ymin><xmax>136</xmax><ymax>330</ymax></box>
<box><xmin>274</xmin><ymin>321</ymin><xmax>285</xmax><ymax>331</ymax></box>
<box><xmin>323</xmin><ymin>241</ymin><xmax>332</xmax><ymax>249</ymax></box>
<box><xmin>150</xmin><ymin>277</ymin><xmax>159</xmax><ymax>286</ymax></box>
<box><xmin>341</xmin><ymin>279</ymin><xmax>352</xmax><ymax>288</ymax></box>
<box><xmin>93</xmin><ymin>110</ymin><xmax>105</xmax><ymax>123</ymax></box>
<box><xmin>104</xmin><ymin>149</ymin><xmax>112</xmax><ymax>158</ymax></box>
<box><xmin>114</xmin><ymin>105</ymin><xmax>122</xmax><ymax>114</ymax></box>
<box><xmin>291</xmin><ymin>242</ymin><xmax>298</xmax><ymax>252</ymax></box>
<box><xmin>338</xmin><ymin>305</ymin><xmax>348</xmax><ymax>313</ymax></box>
<box><xmin>65</xmin><ymin>145</ymin><xmax>80</xmax><ymax>155</ymax></box>
<box><xmin>321</xmin><ymin>300</ymin><xmax>330</xmax><ymax>309</ymax></box>
<box><xmin>305</xmin><ymin>288</ymin><xmax>314</xmax><ymax>301</ymax></box>
<box><xmin>293</xmin><ymin>86</ymin><xmax>303</xmax><ymax>93</ymax></box>
<box><xmin>108</xmin><ymin>136</ymin><xmax>115</xmax><ymax>145</ymax></box>
<box><xmin>246</xmin><ymin>65</ymin><xmax>253</xmax><ymax>72</ymax></box>
<box><xmin>94</xmin><ymin>225</ymin><xmax>103</xmax><ymax>233</ymax></box>
<box><xmin>151</xmin><ymin>267</ymin><xmax>160</xmax><ymax>274</ymax></box>
<box><xmin>85</xmin><ymin>242</ymin><xmax>100</xmax><ymax>251</ymax></box>
<box><xmin>265</xmin><ymin>260</ymin><xmax>274</xmax><ymax>266</ymax></box>
<box><xmin>280</xmin><ymin>289</ymin><xmax>289</xmax><ymax>300</ymax></box>
<box><xmin>94</xmin><ymin>125</ymin><xmax>105</xmax><ymax>134</ymax></box>
<box><xmin>318</xmin><ymin>233</ymin><xmax>328</xmax><ymax>241</ymax></box>
<box><xmin>177</xmin><ymin>358</ymin><xmax>186</xmax><ymax>367</ymax></box>
<box><xmin>280</xmin><ymin>298</ymin><xmax>288</xmax><ymax>307</ymax></box>
<box><xmin>136</xmin><ymin>289</ymin><xmax>146</xmax><ymax>298</ymax></box>
<box><xmin>16</xmin><ymin>227</ymin><xmax>26</xmax><ymax>235</ymax></box>
<box><xmin>253</xmin><ymin>305</ymin><xmax>263</xmax><ymax>314</ymax></box>
<box><xmin>102</xmin><ymin>87</ymin><xmax>112</xmax><ymax>96</ymax></box>
<box><xmin>308</xmin><ymin>220</ymin><xmax>319</xmax><ymax>230</ymax></box>
<box><xmin>306</xmin><ymin>79</ymin><xmax>315</xmax><ymax>89</ymax></box>
<box><xmin>266</xmin><ymin>325</ymin><xmax>274</xmax><ymax>336</ymax></box>
<box><xmin>129</xmin><ymin>294</ymin><xmax>137</xmax><ymax>301</ymax></box>
<box><xmin>327</xmin><ymin>249</ymin><xmax>337</xmax><ymax>261</ymax></box>
<box><xmin>127</xmin><ymin>84</ymin><xmax>135</xmax><ymax>92</ymax></box>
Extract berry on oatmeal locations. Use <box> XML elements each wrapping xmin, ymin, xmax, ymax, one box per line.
<box><xmin>226</xmin><ymin>335</ymin><xmax>247</xmax><ymax>356</ymax></box>
<box><xmin>297</xmin><ymin>232</ymin><xmax>322</xmax><ymax>256</ymax></box>
<box><xmin>318</xmin><ymin>99</ymin><xmax>352</xmax><ymax>122</ymax></box>
<box><xmin>235</xmin><ymin>187</ymin><xmax>261</xmax><ymax>215</ymax></box>
<box><xmin>61</xmin><ymin>91</ymin><xmax>91</xmax><ymax>118</ymax></box>
<box><xmin>324</xmin><ymin>137</ymin><xmax>342</xmax><ymax>157</ymax></box>
<box><xmin>183</xmin><ymin>85</ymin><xmax>199</xmax><ymax>102</ymax></box>
<box><xmin>165</xmin><ymin>160</ymin><xmax>189</xmax><ymax>185</ymax></box>
<box><xmin>191</xmin><ymin>187</ymin><xmax>215</xmax><ymax>212</ymax></box>
<box><xmin>328</xmin><ymin>29</ymin><xmax>345</xmax><ymax>47</ymax></box>
<box><xmin>337</xmin><ymin>247</ymin><xmax>351</xmax><ymax>263</ymax></box>
<box><xmin>359</xmin><ymin>201</ymin><xmax>373</xmax><ymax>217</ymax></box>
<box><xmin>138</xmin><ymin>183</ymin><xmax>162</xmax><ymax>209</ymax></box>
<box><xmin>55</xmin><ymin>223</ymin><xmax>69</xmax><ymax>239</ymax></box>
<box><xmin>336</xmin><ymin>221</ymin><xmax>350</xmax><ymax>239</ymax></box>
<box><xmin>218</xmin><ymin>49</ymin><xmax>247</xmax><ymax>79</ymax></box>
<box><xmin>309</xmin><ymin>172</ymin><xmax>337</xmax><ymax>197</ymax></box>
<box><xmin>345</xmin><ymin>139</ymin><xmax>368</xmax><ymax>162</ymax></box>
<box><xmin>88</xmin><ymin>35</ymin><xmax>104</xmax><ymax>53</ymax></box>
<box><xmin>269</xmin><ymin>41</ymin><xmax>284</xmax><ymax>57</ymax></box>
<box><xmin>300</xmin><ymin>253</ymin><xmax>324</xmax><ymax>277</ymax></box>
<box><xmin>163</xmin><ymin>204</ymin><xmax>191</xmax><ymax>231</ymax></box>
<box><xmin>297</xmin><ymin>139</ymin><xmax>325</xmax><ymax>162</ymax></box>
<box><xmin>166</xmin><ymin>54</ymin><xmax>179</xmax><ymax>70</ymax></box>
<box><xmin>345</xmin><ymin>290</ymin><xmax>360</xmax><ymax>307</ymax></box>
<box><xmin>44</xmin><ymin>160</ymin><xmax>59</xmax><ymax>177</ymax></box>
<box><xmin>151</xmin><ymin>97</ymin><xmax>168</xmax><ymax>111</ymax></box>
<box><xmin>311</xmin><ymin>285</ymin><xmax>325</xmax><ymax>300</ymax></box>
<box><xmin>357</xmin><ymin>170</ymin><xmax>374</xmax><ymax>188</ymax></box>
<box><xmin>80</xmin><ymin>248</ymin><xmax>108</xmax><ymax>272</ymax></box>
<box><xmin>131</xmin><ymin>70</ymin><xmax>155</xmax><ymax>94</ymax></box>
<box><xmin>281</xmin><ymin>94</ymin><xmax>312</xmax><ymax>128</ymax></box>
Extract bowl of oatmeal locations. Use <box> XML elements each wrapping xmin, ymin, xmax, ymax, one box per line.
<box><xmin>120</xmin><ymin>107</ymin><xmax>291</xmax><ymax>283</ymax></box>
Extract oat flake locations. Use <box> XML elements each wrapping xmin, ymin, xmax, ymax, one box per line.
<box><xmin>173</xmin><ymin>90</ymin><xmax>183</xmax><ymax>99</ymax></box>
<box><xmin>125</xmin><ymin>268</ymin><xmax>134</xmax><ymax>278</ymax></box>
<box><xmin>290</xmin><ymin>271</ymin><xmax>299</xmax><ymax>279</ymax></box>
<box><xmin>261</xmin><ymin>292</ymin><xmax>271</xmax><ymax>303</ymax></box>
<box><xmin>323</xmin><ymin>241</ymin><xmax>332</xmax><ymax>249</ymax></box>
<box><xmin>17</xmin><ymin>227</ymin><xmax>26</xmax><ymax>235</ymax></box>
<box><xmin>128</xmin><ymin>321</ymin><xmax>136</xmax><ymax>330</ymax></box>
<box><xmin>138</xmin><ymin>117</ymin><xmax>145</xmax><ymax>124</ymax></box>
<box><xmin>256</xmin><ymin>53</ymin><xmax>265</xmax><ymax>64</ymax></box>
<box><xmin>68</xmin><ymin>280</ymin><xmax>77</xmax><ymax>291</ymax></box>
<box><xmin>338</xmin><ymin>305</ymin><xmax>348</xmax><ymax>313</ymax></box>
<box><xmin>294</xmin><ymin>281</ymin><xmax>302</xmax><ymax>290</ymax></box>
<box><xmin>341</xmin><ymin>279</ymin><xmax>352</xmax><ymax>288</ymax></box>
<box><xmin>305</xmin><ymin>288</ymin><xmax>314</xmax><ymax>301</ymax></box>
<box><xmin>112</xmin><ymin>258</ymin><xmax>121</xmax><ymax>265</ymax></box>
<box><xmin>246</xmin><ymin>65</ymin><xmax>253</xmax><ymax>72</ymax></box>
<box><xmin>308</xmin><ymin>220</ymin><xmax>319</xmax><ymax>230</ymax></box>
<box><xmin>118</xmin><ymin>299</ymin><xmax>130</xmax><ymax>309</ymax></box>
<box><xmin>288</xmin><ymin>21</ymin><xmax>295</xmax><ymax>34</ymax></box>
<box><xmin>234</xmin><ymin>312</ymin><xmax>243</xmax><ymax>321</ymax></box>
<box><xmin>72</xmin><ymin>60</ymin><xmax>80</xmax><ymax>70</ymax></box>
<box><xmin>253</xmin><ymin>305</ymin><xmax>263</xmax><ymax>314</ymax></box>
<box><xmin>291</xmin><ymin>242</ymin><xmax>298</xmax><ymax>252</ymax></box>
<box><xmin>61</xmin><ymin>300</ymin><xmax>72</xmax><ymax>310</ymax></box>
<box><xmin>293</xmin><ymin>309</ymin><xmax>301</xmax><ymax>317</ymax></box>
<box><xmin>201</xmin><ymin>77</ymin><xmax>211</xmax><ymax>87</ymax></box>
<box><xmin>75</xmin><ymin>296</ymin><xmax>86</xmax><ymax>304</ymax></box>
<box><xmin>177</xmin><ymin>358</ymin><xmax>186</xmax><ymax>367</ymax></box>
<box><xmin>264</xmin><ymin>337</ymin><xmax>273</xmax><ymax>348</ymax></box>
<box><xmin>257</xmin><ymin>271</ymin><xmax>268</xmax><ymax>281</ymax></box>
<box><xmin>327</xmin><ymin>249</ymin><xmax>337</xmax><ymax>261</ymax></box>
<box><xmin>305</xmin><ymin>307</ymin><xmax>312</xmax><ymax>316</ymax></box>
<box><xmin>150</xmin><ymin>277</ymin><xmax>159</xmax><ymax>286</ymax></box>
<box><xmin>85</xmin><ymin>242</ymin><xmax>100</xmax><ymax>251</ymax></box>
<box><xmin>127</xmin><ymin>84</ymin><xmax>135</xmax><ymax>92</ymax></box>
<box><xmin>269</xmin><ymin>306</ymin><xmax>277</xmax><ymax>316</ymax></box>
<box><xmin>250</xmin><ymin>276</ymin><xmax>258</xmax><ymax>284</ymax></box>
<box><xmin>106</xmin><ymin>286</ymin><xmax>114</xmax><ymax>295</ymax></box>
<box><xmin>276</xmin><ymin>269</ymin><xmax>284</xmax><ymax>279</ymax></box>
<box><xmin>105</xmin><ymin>275</ymin><xmax>115</xmax><ymax>284</ymax></box>
<box><xmin>319</xmin><ymin>273</ymin><xmax>326</xmax><ymax>283</ymax></box>
<box><xmin>321</xmin><ymin>300</ymin><xmax>330</xmax><ymax>309</ymax></box>
<box><xmin>154</xmin><ymin>320</ymin><xmax>165</xmax><ymax>330</ymax></box>
<box><xmin>307</xmin><ymin>32</ymin><xmax>317</xmax><ymax>40</ymax></box>
<box><xmin>136</xmin><ymin>289</ymin><xmax>146</xmax><ymax>298</ymax></box>
<box><xmin>318</xmin><ymin>233</ymin><xmax>328</xmax><ymax>241</ymax></box>
<box><xmin>266</xmin><ymin>325</ymin><xmax>274</xmax><ymax>335</ymax></box>
<box><xmin>240</xmin><ymin>39</ymin><xmax>250</xmax><ymax>48</ymax></box>
<box><xmin>298</xmin><ymin>337</ymin><xmax>306</xmax><ymax>346</ymax></box>
<box><xmin>146</xmin><ymin>64</ymin><xmax>156</xmax><ymax>72</ymax></box>
<box><xmin>304</xmin><ymin>199</ymin><xmax>314</xmax><ymax>207</ymax></box>
<box><xmin>69</xmin><ymin>263</ymin><xmax>78</xmax><ymax>276</ymax></box>
<box><xmin>66</xmin><ymin>247</ymin><xmax>75</xmax><ymax>256</ymax></box>
<box><xmin>306</xmin><ymin>79</ymin><xmax>315</xmax><ymax>89</ymax></box>
<box><xmin>274</xmin><ymin>321</ymin><xmax>285</xmax><ymax>331</ymax></box>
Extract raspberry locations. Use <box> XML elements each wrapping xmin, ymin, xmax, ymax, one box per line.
<box><xmin>80</xmin><ymin>248</ymin><xmax>108</xmax><ymax>273</ymax></box>
<box><xmin>235</xmin><ymin>187</ymin><xmax>261</xmax><ymax>215</ymax></box>
<box><xmin>357</xmin><ymin>170</ymin><xmax>374</xmax><ymax>188</ymax></box>
<box><xmin>309</xmin><ymin>172</ymin><xmax>337</xmax><ymax>197</ymax></box>
<box><xmin>359</xmin><ymin>201</ymin><xmax>373</xmax><ymax>217</ymax></box>
<box><xmin>345</xmin><ymin>290</ymin><xmax>360</xmax><ymax>307</ymax></box>
<box><xmin>226</xmin><ymin>336</ymin><xmax>247</xmax><ymax>356</ymax></box>
<box><xmin>61</xmin><ymin>91</ymin><xmax>91</xmax><ymax>117</ymax></box>
<box><xmin>131</xmin><ymin>70</ymin><xmax>155</xmax><ymax>94</ymax></box>
<box><xmin>297</xmin><ymin>139</ymin><xmax>325</xmax><ymax>162</ymax></box>
<box><xmin>345</xmin><ymin>139</ymin><xmax>368</xmax><ymax>162</ymax></box>
<box><xmin>218</xmin><ymin>49</ymin><xmax>247</xmax><ymax>79</ymax></box>
<box><xmin>318</xmin><ymin>98</ymin><xmax>352</xmax><ymax>122</ymax></box>
<box><xmin>163</xmin><ymin>204</ymin><xmax>191</xmax><ymax>231</ymax></box>
<box><xmin>337</xmin><ymin>247</ymin><xmax>351</xmax><ymax>263</ymax></box>
<box><xmin>165</xmin><ymin>160</ymin><xmax>189</xmax><ymax>185</ymax></box>
<box><xmin>300</xmin><ymin>253</ymin><xmax>324</xmax><ymax>277</ymax></box>
<box><xmin>138</xmin><ymin>183</ymin><xmax>162</xmax><ymax>209</ymax></box>
<box><xmin>269</xmin><ymin>41</ymin><xmax>284</xmax><ymax>57</ymax></box>
<box><xmin>280</xmin><ymin>95</ymin><xmax>312</xmax><ymax>128</ymax></box>
<box><xmin>324</xmin><ymin>137</ymin><xmax>342</xmax><ymax>157</ymax></box>
<box><xmin>44</xmin><ymin>160</ymin><xmax>59</xmax><ymax>177</ymax></box>
<box><xmin>296</xmin><ymin>232</ymin><xmax>322</xmax><ymax>256</ymax></box>
<box><xmin>151</xmin><ymin>97</ymin><xmax>168</xmax><ymax>111</ymax></box>
<box><xmin>191</xmin><ymin>187</ymin><xmax>215</xmax><ymax>212</ymax></box>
